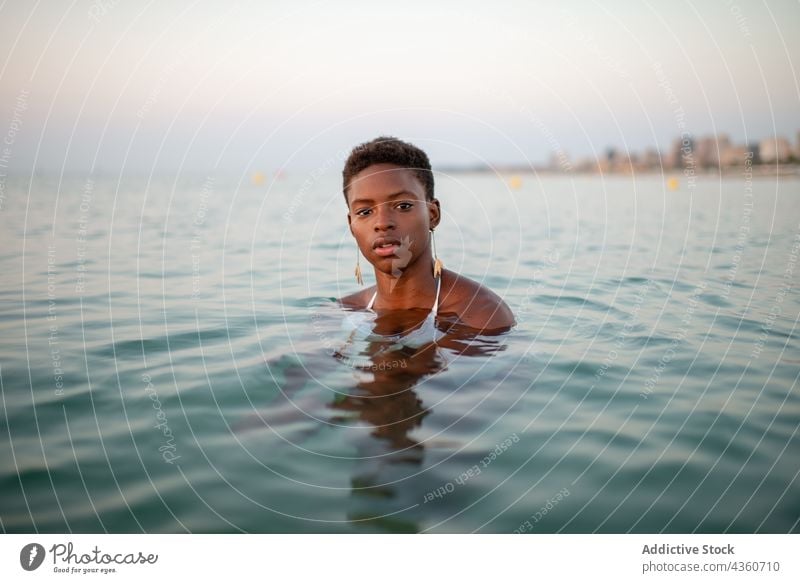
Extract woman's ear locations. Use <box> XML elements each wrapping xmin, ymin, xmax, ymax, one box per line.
<box><xmin>428</xmin><ymin>198</ymin><xmax>441</xmax><ymax>229</ymax></box>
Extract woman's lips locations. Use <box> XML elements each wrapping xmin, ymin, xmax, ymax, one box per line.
<box><xmin>374</xmin><ymin>244</ymin><xmax>400</xmax><ymax>257</ymax></box>
<box><xmin>372</xmin><ymin>236</ymin><xmax>403</xmax><ymax>257</ymax></box>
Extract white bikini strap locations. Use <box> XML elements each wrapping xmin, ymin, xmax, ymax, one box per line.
<box><xmin>366</xmin><ymin>289</ymin><xmax>378</xmax><ymax>311</ymax></box>
<box><xmin>432</xmin><ymin>274</ymin><xmax>442</xmax><ymax>316</ymax></box>
<box><xmin>367</xmin><ymin>274</ymin><xmax>441</xmax><ymax>313</ymax></box>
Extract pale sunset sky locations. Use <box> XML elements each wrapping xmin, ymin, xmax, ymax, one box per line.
<box><xmin>0</xmin><ymin>0</ymin><xmax>798</xmax><ymax>174</ymax></box>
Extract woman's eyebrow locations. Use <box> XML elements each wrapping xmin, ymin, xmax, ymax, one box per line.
<box><xmin>350</xmin><ymin>190</ymin><xmax>417</xmax><ymax>207</ymax></box>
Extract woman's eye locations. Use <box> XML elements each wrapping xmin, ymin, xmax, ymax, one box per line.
<box><xmin>397</xmin><ymin>202</ymin><xmax>413</xmax><ymax>210</ymax></box>
<box><xmin>356</xmin><ymin>208</ymin><xmax>372</xmax><ymax>216</ymax></box>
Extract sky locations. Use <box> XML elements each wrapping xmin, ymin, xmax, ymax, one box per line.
<box><xmin>0</xmin><ymin>0</ymin><xmax>798</xmax><ymax>174</ymax></box>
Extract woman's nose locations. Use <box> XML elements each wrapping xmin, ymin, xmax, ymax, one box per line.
<box><xmin>373</xmin><ymin>203</ymin><xmax>395</xmax><ymax>230</ymax></box>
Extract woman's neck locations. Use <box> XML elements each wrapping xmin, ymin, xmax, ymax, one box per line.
<box><xmin>372</xmin><ymin>254</ymin><xmax>438</xmax><ymax>311</ymax></box>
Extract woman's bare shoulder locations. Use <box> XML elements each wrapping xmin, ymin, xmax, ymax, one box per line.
<box><xmin>337</xmin><ymin>287</ymin><xmax>375</xmax><ymax>309</ymax></box>
<box><xmin>440</xmin><ymin>269</ymin><xmax>516</xmax><ymax>331</ymax></box>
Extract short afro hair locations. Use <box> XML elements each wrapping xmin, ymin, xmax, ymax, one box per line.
<box><xmin>342</xmin><ymin>136</ymin><xmax>435</xmax><ymax>205</ymax></box>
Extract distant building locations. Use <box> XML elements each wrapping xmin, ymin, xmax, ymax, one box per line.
<box><xmin>667</xmin><ymin>136</ymin><xmax>694</xmax><ymax>170</ymax></box>
<box><xmin>759</xmin><ymin>136</ymin><xmax>791</xmax><ymax>163</ymax></box>
<box><xmin>693</xmin><ymin>134</ymin><xmax>731</xmax><ymax>168</ymax></box>
<box><xmin>746</xmin><ymin>143</ymin><xmax>760</xmax><ymax>164</ymax></box>
<box><xmin>641</xmin><ymin>148</ymin><xmax>662</xmax><ymax>169</ymax></box>
<box><xmin>719</xmin><ymin>145</ymin><xmax>749</xmax><ymax>167</ymax></box>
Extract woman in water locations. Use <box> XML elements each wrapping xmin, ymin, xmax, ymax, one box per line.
<box><xmin>235</xmin><ymin>138</ymin><xmax>514</xmax><ymax>529</ymax></box>
<box><xmin>338</xmin><ymin>136</ymin><xmax>515</xmax><ymax>334</ymax></box>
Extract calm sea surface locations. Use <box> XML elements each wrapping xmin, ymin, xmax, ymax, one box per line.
<box><xmin>1</xmin><ymin>172</ymin><xmax>798</xmax><ymax>533</ymax></box>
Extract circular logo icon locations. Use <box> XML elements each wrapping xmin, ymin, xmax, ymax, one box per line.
<box><xmin>20</xmin><ymin>543</ymin><xmax>46</xmax><ymax>571</ymax></box>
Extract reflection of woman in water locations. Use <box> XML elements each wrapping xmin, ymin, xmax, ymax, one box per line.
<box><xmin>338</xmin><ymin>136</ymin><xmax>515</xmax><ymax>334</ymax></box>
<box><xmin>330</xmin><ymin>341</ymin><xmax>440</xmax><ymax>532</ymax></box>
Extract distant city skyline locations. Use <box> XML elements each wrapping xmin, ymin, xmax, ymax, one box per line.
<box><xmin>436</xmin><ymin>128</ymin><xmax>800</xmax><ymax>174</ymax></box>
<box><xmin>1</xmin><ymin>1</ymin><xmax>798</xmax><ymax>175</ymax></box>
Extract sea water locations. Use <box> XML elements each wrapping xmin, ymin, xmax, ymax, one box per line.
<box><xmin>0</xmin><ymin>172</ymin><xmax>798</xmax><ymax>533</ymax></box>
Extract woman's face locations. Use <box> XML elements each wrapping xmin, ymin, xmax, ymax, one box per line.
<box><xmin>347</xmin><ymin>163</ymin><xmax>440</xmax><ymax>276</ymax></box>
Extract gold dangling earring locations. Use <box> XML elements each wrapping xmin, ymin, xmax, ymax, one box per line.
<box><xmin>354</xmin><ymin>245</ymin><xmax>364</xmax><ymax>285</ymax></box>
<box><xmin>431</xmin><ymin>228</ymin><xmax>443</xmax><ymax>279</ymax></box>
